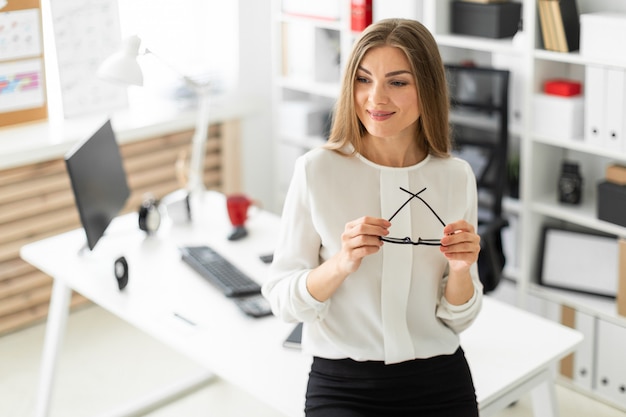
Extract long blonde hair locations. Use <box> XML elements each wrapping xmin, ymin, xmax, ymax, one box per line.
<box><xmin>325</xmin><ymin>18</ymin><xmax>450</xmax><ymax>158</ymax></box>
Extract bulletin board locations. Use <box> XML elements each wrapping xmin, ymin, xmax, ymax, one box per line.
<box><xmin>0</xmin><ymin>0</ymin><xmax>47</xmax><ymax>127</ymax></box>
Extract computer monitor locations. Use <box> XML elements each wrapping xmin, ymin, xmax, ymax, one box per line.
<box><xmin>65</xmin><ymin>119</ymin><xmax>130</xmax><ymax>251</ymax></box>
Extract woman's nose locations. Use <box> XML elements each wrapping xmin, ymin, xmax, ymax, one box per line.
<box><xmin>369</xmin><ymin>82</ymin><xmax>388</xmax><ymax>104</ymax></box>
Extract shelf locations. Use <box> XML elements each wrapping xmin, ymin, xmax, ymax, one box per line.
<box><xmin>529</xmin><ymin>283</ymin><xmax>626</xmax><ymax>327</ymax></box>
<box><xmin>532</xmin><ymin>135</ymin><xmax>626</xmax><ymax>162</ymax></box>
<box><xmin>532</xmin><ymin>194</ymin><xmax>626</xmax><ymax>238</ymax></box>
<box><xmin>534</xmin><ymin>49</ymin><xmax>626</xmax><ymax>69</ymax></box>
<box><xmin>436</xmin><ymin>34</ymin><xmax>520</xmax><ymax>55</ymax></box>
<box><xmin>278</xmin><ymin>14</ymin><xmax>343</xmax><ymax>31</ymax></box>
<box><xmin>278</xmin><ymin>77</ymin><xmax>340</xmax><ymax>98</ymax></box>
<box><xmin>503</xmin><ymin>196</ymin><xmax>521</xmax><ymax>215</ymax></box>
<box><xmin>450</xmin><ymin>110</ymin><xmax>500</xmax><ymax>130</ymax></box>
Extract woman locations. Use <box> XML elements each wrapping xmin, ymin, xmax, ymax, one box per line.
<box><xmin>262</xmin><ymin>18</ymin><xmax>482</xmax><ymax>417</ymax></box>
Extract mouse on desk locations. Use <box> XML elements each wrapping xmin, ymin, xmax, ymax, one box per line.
<box><xmin>259</xmin><ymin>253</ymin><xmax>273</xmax><ymax>264</ymax></box>
<box><xmin>114</xmin><ymin>256</ymin><xmax>129</xmax><ymax>290</ymax></box>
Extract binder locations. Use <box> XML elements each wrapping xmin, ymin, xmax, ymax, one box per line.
<box><xmin>351</xmin><ymin>0</ymin><xmax>372</xmax><ymax>32</ymax></box>
<box><xmin>584</xmin><ymin>65</ymin><xmax>607</xmax><ymax>148</ymax></box>
<box><xmin>559</xmin><ymin>306</ymin><xmax>595</xmax><ymax>391</ymax></box>
<box><xmin>584</xmin><ymin>65</ymin><xmax>626</xmax><ymax>152</ymax></box>
<box><xmin>605</xmin><ymin>67</ymin><xmax>626</xmax><ymax>153</ymax></box>
<box><xmin>555</xmin><ymin>0</ymin><xmax>581</xmax><ymax>52</ymax></box>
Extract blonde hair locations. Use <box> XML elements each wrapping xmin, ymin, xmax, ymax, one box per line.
<box><xmin>325</xmin><ymin>18</ymin><xmax>450</xmax><ymax>158</ymax></box>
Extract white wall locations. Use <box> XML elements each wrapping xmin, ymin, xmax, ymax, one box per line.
<box><xmin>236</xmin><ymin>0</ymin><xmax>275</xmax><ymax>211</ymax></box>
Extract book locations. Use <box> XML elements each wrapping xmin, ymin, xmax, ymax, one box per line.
<box><xmin>548</xmin><ymin>0</ymin><xmax>567</xmax><ymax>52</ymax></box>
<box><xmin>537</xmin><ymin>1</ymin><xmax>554</xmax><ymax>51</ymax></box>
<box><xmin>547</xmin><ymin>0</ymin><xmax>581</xmax><ymax>52</ymax></box>
<box><xmin>557</xmin><ymin>0</ymin><xmax>581</xmax><ymax>51</ymax></box>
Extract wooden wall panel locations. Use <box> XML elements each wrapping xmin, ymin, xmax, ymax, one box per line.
<box><xmin>0</xmin><ymin>120</ymin><xmax>238</xmax><ymax>336</ymax></box>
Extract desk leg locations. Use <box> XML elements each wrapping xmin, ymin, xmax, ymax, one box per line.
<box><xmin>530</xmin><ymin>369</ymin><xmax>559</xmax><ymax>417</ymax></box>
<box><xmin>35</xmin><ymin>280</ymin><xmax>73</xmax><ymax>417</ymax></box>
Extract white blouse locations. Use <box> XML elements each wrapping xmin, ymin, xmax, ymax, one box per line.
<box><xmin>262</xmin><ymin>147</ymin><xmax>483</xmax><ymax>364</ymax></box>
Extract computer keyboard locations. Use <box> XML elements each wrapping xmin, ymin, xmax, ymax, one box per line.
<box><xmin>180</xmin><ymin>245</ymin><xmax>262</xmax><ymax>298</ymax></box>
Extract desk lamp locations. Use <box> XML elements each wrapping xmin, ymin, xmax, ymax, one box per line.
<box><xmin>97</xmin><ymin>35</ymin><xmax>211</xmax><ymax>201</ymax></box>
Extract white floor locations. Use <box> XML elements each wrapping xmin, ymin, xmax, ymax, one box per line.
<box><xmin>1</xmin><ymin>304</ymin><xmax>625</xmax><ymax>417</ymax></box>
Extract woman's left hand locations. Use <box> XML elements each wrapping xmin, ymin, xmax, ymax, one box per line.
<box><xmin>439</xmin><ymin>220</ymin><xmax>480</xmax><ymax>272</ymax></box>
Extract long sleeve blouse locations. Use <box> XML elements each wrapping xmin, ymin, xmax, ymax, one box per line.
<box><xmin>262</xmin><ymin>147</ymin><xmax>483</xmax><ymax>364</ymax></box>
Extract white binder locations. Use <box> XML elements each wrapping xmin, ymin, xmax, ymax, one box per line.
<box><xmin>584</xmin><ymin>65</ymin><xmax>626</xmax><ymax>153</ymax></box>
<box><xmin>605</xmin><ymin>67</ymin><xmax>626</xmax><ymax>153</ymax></box>
<box><xmin>572</xmin><ymin>310</ymin><xmax>595</xmax><ymax>391</ymax></box>
<box><xmin>584</xmin><ymin>65</ymin><xmax>606</xmax><ymax>148</ymax></box>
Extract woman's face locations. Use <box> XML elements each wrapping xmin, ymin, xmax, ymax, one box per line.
<box><xmin>354</xmin><ymin>46</ymin><xmax>420</xmax><ymax>141</ymax></box>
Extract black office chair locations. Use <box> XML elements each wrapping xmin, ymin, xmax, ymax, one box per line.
<box><xmin>445</xmin><ymin>64</ymin><xmax>511</xmax><ymax>293</ymax></box>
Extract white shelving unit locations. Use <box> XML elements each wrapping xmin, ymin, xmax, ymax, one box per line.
<box><xmin>271</xmin><ymin>0</ymin><xmax>626</xmax><ymax>409</ymax></box>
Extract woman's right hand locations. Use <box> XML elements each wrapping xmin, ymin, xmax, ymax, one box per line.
<box><xmin>306</xmin><ymin>216</ymin><xmax>390</xmax><ymax>302</ymax></box>
<box><xmin>338</xmin><ymin>216</ymin><xmax>391</xmax><ymax>274</ymax></box>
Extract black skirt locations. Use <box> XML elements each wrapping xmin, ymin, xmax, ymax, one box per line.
<box><xmin>305</xmin><ymin>347</ymin><xmax>478</xmax><ymax>417</ymax></box>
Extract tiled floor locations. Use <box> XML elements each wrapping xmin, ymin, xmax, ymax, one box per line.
<box><xmin>1</xmin><ymin>304</ymin><xmax>625</xmax><ymax>417</ymax></box>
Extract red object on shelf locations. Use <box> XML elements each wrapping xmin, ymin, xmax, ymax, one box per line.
<box><xmin>351</xmin><ymin>0</ymin><xmax>372</xmax><ymax>32</ymax></box>
<box><xmin>544</xmin><ymin>79</ymin><xmax>582</xmax><ymax>97</ymax></box>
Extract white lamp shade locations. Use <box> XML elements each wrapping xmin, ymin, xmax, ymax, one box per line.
<box><xmin>97</xmin><ymin>35</ymin><xmax>144</xmax><ymax>86</ymax></box>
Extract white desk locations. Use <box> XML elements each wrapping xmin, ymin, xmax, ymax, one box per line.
<box><xmin>21</xmin><ymin>192</ymin><xmax>582</xmax><ymax>417</ymax></box>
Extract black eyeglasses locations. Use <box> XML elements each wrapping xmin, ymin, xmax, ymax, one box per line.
<box><xmin>380</xmin><ymin>187</ymin><xmax>446</xmax><ymax>246</ymax></box>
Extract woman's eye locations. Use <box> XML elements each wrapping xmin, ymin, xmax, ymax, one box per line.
<box><xmin>356</xmin><ymin>76</ymin><xmax>369</xmax><ymax>83</ymax></box>
<box><xmin>391</xmin><ymin>80</ymin><xmax>408</xmax><ymax>87</ymax></box>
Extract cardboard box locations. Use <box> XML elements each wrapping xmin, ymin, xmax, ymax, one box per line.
<box><xmin>580</xmin><ymin>12</ymin><xmax>626</xmax><ymax>61</ymax></box>
<box><xmin>533</xmin><ymin>93</ymin><xmax>584</xmax><ymax>141</ymax></box>
<box><xmin>618</xmin><ymin>239</ymin><xmax>626</xmax><ymax>317</ymax></box>
<box><xmin>597</xmin><ymin>181</ymin><xmax>626</xmax><ymax>227</ymax></box>
<box><xmin>606</xmin><ymin>164</ymin><xmax>626</xmax><ymax>186</ymax></box>
<box><xmin>451</xmin><ymin>1</ymin><xmax>522</xmax><ymax>39</ymax></box>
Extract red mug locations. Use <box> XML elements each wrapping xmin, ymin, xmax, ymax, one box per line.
<box><xmin>226</xmin><ymin>194</ymin><xmax>254</xmax><ymax>240</ymax></box>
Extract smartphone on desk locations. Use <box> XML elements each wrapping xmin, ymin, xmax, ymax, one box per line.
<box><xmin>283</xmin><ymin>322</ymin><xmax>302</xmax><ymax>349</ymax></box>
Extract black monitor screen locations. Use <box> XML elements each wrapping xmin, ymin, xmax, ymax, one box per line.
<box><xmin>65</xmin><ymin>120</ymin><xmax>130</xmax><ymax>250</ymax></box>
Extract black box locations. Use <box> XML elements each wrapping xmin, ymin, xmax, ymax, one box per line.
<box><xmin>451</xmin><ymin>1</ymin><xmax>522</xmax><ymax>39</ymax></box>
<box><xmin>598</xmin><ymin>181</ymin><xmax>626</xmax><ymax>227</ymax></box>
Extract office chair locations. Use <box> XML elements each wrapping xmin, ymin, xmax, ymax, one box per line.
<box><xmin>445</xmin><ymin>64</ymin><xmax>511</xmax><ymax>293</ymax></box>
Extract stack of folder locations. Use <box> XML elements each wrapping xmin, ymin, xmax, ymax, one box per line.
<box><xmin>537</xmin><ymin>0</ymin><xmax>580</xmax><ymax>52</ymax></box>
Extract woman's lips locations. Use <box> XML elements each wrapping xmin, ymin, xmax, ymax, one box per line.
<box><xmin>368</xmin><ymin>110</ymin><xmax>394</xmax><ymax>121</ymax></box>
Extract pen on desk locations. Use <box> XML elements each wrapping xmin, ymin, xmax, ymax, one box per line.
<box><xmin>173</xmin><ymin>312</ymin><xmax>197</xmax><ymax>326</ymax></box>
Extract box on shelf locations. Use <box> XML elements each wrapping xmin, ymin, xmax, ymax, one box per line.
<box><xmin>606</xmin><ymin>164</ymin><xmax>626</xmax><ymax>186</ymax></box>
<box><xmin>544</xmin><ymin>79</ymin><xmax>582</xmax><ymax>97</ymax></box>
<box><xmin>597</xmin><ymin>181</ymin><xmax>626</xmax><ymax>228</ymax></box>
<box><xmin>451</xmin><ymin>1</ymin><xmax>522</xmax><ymax>39</ymax></box>
<box><xmin>278</xmin><ymin>101</ymin><xmax>331</xmax><ymax>138</ymax></box>
<box><xmin>580</xmin><ymin>12</ymin><xmax>626</xmax><ymax>62</ymax></box>
<box><xmin>532</xmin><ymin>93</ymin><xmax>584</xmax><ymax>141</ymax></box>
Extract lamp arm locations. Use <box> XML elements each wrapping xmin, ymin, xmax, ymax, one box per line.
<box><xmin>142</xmin><ymin>48</ymin><xmax>211</xmax><ymax>194</ymax></box>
